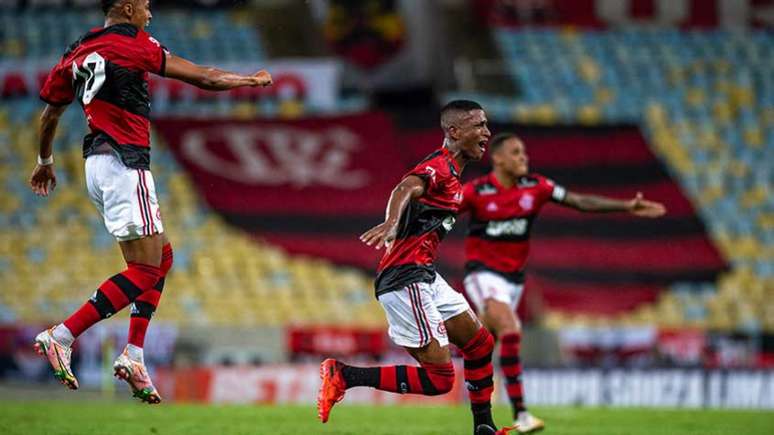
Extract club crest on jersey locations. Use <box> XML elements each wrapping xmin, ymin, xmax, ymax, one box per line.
<box><xmin>453</xmin><ymin>191</ymin><xmax>463</xmax><ymax>204</ymax></box>
<box><xmin>519</xmin><ymin>193</ymin><xmax>534</xmax><ymax>211</ymax></box>
<box><xmin>486</xmin><ymin>202</ymin><xmax>498</xmax><ymax>212</ymax></box>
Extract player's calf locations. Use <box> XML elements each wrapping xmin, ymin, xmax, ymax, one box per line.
<box><xmin>461</xmin><ymin>327</ymin><xmax>496</xmax><ymax>432</ymax></box>
<box><xmin>317</xmin><ymin>358</ymin><xmax>456</xmax><ymax>423</ymax></box>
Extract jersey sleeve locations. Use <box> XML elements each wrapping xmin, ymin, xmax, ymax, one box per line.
<box><xmin>39</xmin><ymin>58</ymin><xmax>74</xmax><ymax>106</ymax></box>
<box><xmin>404</xmin><ymin>159</ymin><xmax>441</xmax><ymax>193</ymax></box>
<box><xmin>136</xmin><ymin>32</ymin><xmax>168</xmax><ymax>76</ymax></box>
<box><xmin>539</xmin><ymin>175</ymin><xmax>567</xmax><ymax>204</ymax></box>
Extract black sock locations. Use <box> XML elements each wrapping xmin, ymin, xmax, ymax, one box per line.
<box><xmin>340</xmin><ymin>365</ymin><xmax>380</xmax><ymax>388</ymax></box>
<box><xmin>472</xmin><ymin>402</ymin><xmax>495</xmax><ymax>431</ymax></box>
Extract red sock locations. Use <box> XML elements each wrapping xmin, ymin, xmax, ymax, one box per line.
<box><xmin>461</xmin><ymin>327</ymin><xmax>496</xmax><ymax>429</ymax></box>
<box><xmin>501</xmin><ymin>332</ymin><xmax>526</xmax><ymax>417</ymax></box>
<box><xmin>462</xmin><ymin>327</ymin><xmax>495</xmax><ymax>405</ymax></box>
<box><xmin>341</xmin><ymin>362</ymin><xmax>455</xmax><ymax>396</ymax></box>
<box><xmin>128</xmin><ymin>243</ymin><xmax>173</xmax><ymax>348</ymax></box>
<box><xmin>63</xmin><ymin>263</ymin><xmax>160</xmax><ymax>338</ymax></box>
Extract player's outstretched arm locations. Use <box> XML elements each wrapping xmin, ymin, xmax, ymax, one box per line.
<box><xmin>562</xmin><ymin>191</ymin><xmax>666</xmax><ymax>217</ymax></box>
<box><xmin>360</xmin><ymin>175</ymin><xmax>426</xmax><ymax>251</ymax></box>
<box><xmin>164</xmin><ymin>53</ymin><xmax>272</xmax><ymax>91</ymax></box>
<box><xmin>29</xmin><ymin>104</ymin><xmax>67</xmax><ymax>197</ymax></box>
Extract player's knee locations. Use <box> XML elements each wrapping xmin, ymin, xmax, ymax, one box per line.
<box><xmin>460</xmin><ymin>326</ymin><xmax>495</xmax><ymax>359</ymax></box>
<box><xmin>481</xmin><ymin>329</ymin><xmax>495</xmax><ymax>353</ymax></box>
<box><xmin>126</xmin><ymin>262</ymin><xmax>161</xmax><ymax>291</ymax></box>
<box><xmin>496</xmin><ymin>320</ymin><xmax>520</xmax><ymax>337</ymax></box>
<box><xmin>422</xmin><ymin>362</ymin><xmax>455</xmax><ymax>395</ymax></box>
<box><xmin>160</xmin><ymin>243</ymin><xmax>174</xmax><ymax>275</ymax></box>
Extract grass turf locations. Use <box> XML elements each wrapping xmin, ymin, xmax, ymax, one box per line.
<box><xmin>0</xmin><ymin>401</ymin><xmax>772</xmax><ymax>435</ymax></box>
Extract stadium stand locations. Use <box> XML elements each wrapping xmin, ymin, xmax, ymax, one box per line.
<box><xmin>453</xmin><ymin>28</ymin><xmax>773</xmax><ymax>333</ymax></box>
<box><xmin>0</xmin><ymin>9</ymin><xmax>266</xmax><ymax>63</ymax></box>
<box><xmin>0</xmin><ymin>11</ymin><xmax>769</xmax><ymax>336</ymax></box>
<box><xmin>0</xmin><ymin>102</ymin><xmax>383</xmax><ymax>328</ymax></box>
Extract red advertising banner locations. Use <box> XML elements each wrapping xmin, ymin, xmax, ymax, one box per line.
<box><xmin>156</xmin><ymin>116</ymin><xmax>726</xmax><ymax>317</ymax></box>
<box><xmin>155</xmin><ymin>113</ymin><xmax>410</xmax><ymax>217</ymax></box>
<box><xmin>157</xmin><ymin>364</ymin><xmax>464</xmax><ymax>404</ymax></box>
<box><xmin>287</xmin><ymin>326</ymin><xmax>388</xmax><ymax>358</ymax></box>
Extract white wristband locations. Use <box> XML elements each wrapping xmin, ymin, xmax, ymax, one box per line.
<box><xmin>37</xmin><ymin>154</ymin><xmax>54</xmax><ymax>166</ymax></box>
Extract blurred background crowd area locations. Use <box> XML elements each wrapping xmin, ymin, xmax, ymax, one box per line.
<box><xmin>0</xmin><ymin>0</ymin><xmax>772</xmax><ymax>405</ymax></box>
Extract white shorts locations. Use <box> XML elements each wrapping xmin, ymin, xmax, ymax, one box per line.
<box><xmin>85</xmin><ymin>153</ymin><xmax>164</xmax><ymax>242</ymax></box>
<box><xmin>377</xmin><ymin>273</ymin><xmax>471</xmax><ymax>348</ymax></box>
<box><xmin>463</xmin><ymin>271</ymin><xmax>524</xmax><ymax>313</ymax></box>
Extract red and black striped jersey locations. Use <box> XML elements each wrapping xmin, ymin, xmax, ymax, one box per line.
<box><xmin>375</xmin><ymin>147</ymin><xmax>463</xmax><ymax>296</ymax></box>
<box><xmin>40</xmin><ymin>23</ymin><xmax>167</xmax><ymax>170</ymax></box>
<box><xmin>460</xmin><ymin>173</ymin><xmax>566</xmax><ymax>282</ymax></box>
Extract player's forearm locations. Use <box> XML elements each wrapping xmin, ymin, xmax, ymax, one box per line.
<box><xmin>195</xmin><ymin>67</ymin><xmax>254</xmax><ymax>91</ymax></box>
<box><xmin>384</xmin><ymin>185</ymin><xmax>414</xmax><ymax>224</ymax></box>
<box><xmin>565</xmin><ymin>193</ymin><xmax>631</xmax><ymax>213</ymax></box>
<box><xmin>38</xmin><ymin>105</ymin><xmax>65</xmax><ymax>159</ymax></box>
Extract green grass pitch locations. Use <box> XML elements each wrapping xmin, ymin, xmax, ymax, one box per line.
<box><xmin>1</xmin><ymin>401</ymin><xmax>772</xmax><ymax>435</ymax></box>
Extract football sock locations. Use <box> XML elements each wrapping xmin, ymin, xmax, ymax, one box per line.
<box><xmin>51</xmin><ymin>323</ymin><xmax>75</xmax><ymax>347</ymax></box>
<box><xmin>63</xmin><ymin>262</ymin><xmax>161</xmax><ymax>338</ymax></box>
<box><xmin>500</xmin><ymin>332</ymin><xmax>526</xmax><ymax>418</ymax></box>
<box><xmin>128</xmin><ymin>244</ymin><xmax>173</xmax><ymax>348</ymax></box>
<box><xmin>341</xmin><ymin>362</ymin><xmax>455</xmax><ymax>396</ymax></box>
<box><xmin>462</xmin><ymin>327</ymin><xmax>496</xmax><ymax>430</ymax></box>
<box><xmin>125</xmin><ymin>344</ymin><xmax>144</xmax><ymax>364</ymax></box>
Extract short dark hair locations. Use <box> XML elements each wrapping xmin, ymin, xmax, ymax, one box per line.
<box><xmin>102</xmin><ymin>0</ymin><xmax>120</xmax><ymax>14</ymax></box>
<box><xmin>440</xmin><ymin>99</ymin><xmax>483</xmax><ymax>130</ymax></box>
<box><xmin>489</xmin><ymin>132</ymin><xmax>520</xmax><ymax>155</ymax></box>
<box><xmin>440</xmin><ymin>99</ymin><xmax>482</xmax><ymax>116</ymax></box>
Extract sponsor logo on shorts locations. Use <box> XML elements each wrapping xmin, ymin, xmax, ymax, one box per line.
<box><xmin>437</xmin><ymin>322</ymin><xmax>447</xmax><ymax>336</ymax></box>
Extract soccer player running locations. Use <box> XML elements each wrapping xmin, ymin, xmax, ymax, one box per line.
<box><xmin>28</xmin><ymin>0</ymin><xmax>272</xmax><ymax>403</ymax></box>
<box><xmin>460</xmin><ymin>133</ymin><xmax>666</xmax><ymax>432</ymax></box>
<box><xmin>318</xmin><ymin>101</ymin><xmax>514</xmax><ymax>435</ymax></box>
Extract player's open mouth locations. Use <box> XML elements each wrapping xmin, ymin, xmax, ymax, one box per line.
<box><xmin>478</xmin><ymin>141</ymin><xmax>487</xmax><ymax>153</ymax></box>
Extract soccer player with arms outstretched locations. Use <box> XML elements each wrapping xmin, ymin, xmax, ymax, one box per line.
<box><xmin>29</xmin><ymin>0</ymin><xmax>272</xmax><ymax>403</ymax></box>
<box><xmin>318</xmin><ymin>101</ymin><xmax>514</xmax><ymax>435</ymax></box>
<box><xmin>460</xmin><ymin>133</ymin><xmax>666</xmax><ymax>432</ymax></box>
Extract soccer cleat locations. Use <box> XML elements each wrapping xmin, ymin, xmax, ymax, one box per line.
<box><xmin>516</xmin><ymin>412</ymin><xmax>544</xmax><ymax>434</ymax></box>
<box><xmin>34</xmin><ymin>328</ymin><xmax>78</xmax><ymax>390</ymax></box>
<box><xmin>475</xmin><ymin>424</ymin><xmax>497</xmax><ymax>435</ymax></box>
<box><xmin>476</xmin><ymin>424</ymin><xmax>519</xmax><ymax>435</ymax></box>
<box><xmin>317</xmin><ymin>358</ymin><xmax>347</xmax><ymax>423</ymax></box>
<box><xmin>113</xmin><ymin>351</ymin><xmax>162</xmax><ymax>404</ymax></box>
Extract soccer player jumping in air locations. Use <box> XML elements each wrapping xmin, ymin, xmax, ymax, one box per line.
<box><xmin>460</xmin><ymin>133</ymin><xmax>666</xmax><ymax>432</ymax></box>
<box><xmin>318</xmin><ymin>101</ymin><xmax>514</xmax><ymax>435</ymax></box>
<box><xmin>29</xmin><ymin>0</ymin><xmax>271</xmax><ymax>403</ymax></box>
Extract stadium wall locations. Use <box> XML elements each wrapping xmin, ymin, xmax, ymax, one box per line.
<box><xmin>157</xmin><ymin>364</ymin><xmax>774</xmax><ymax>409</ymax></box>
